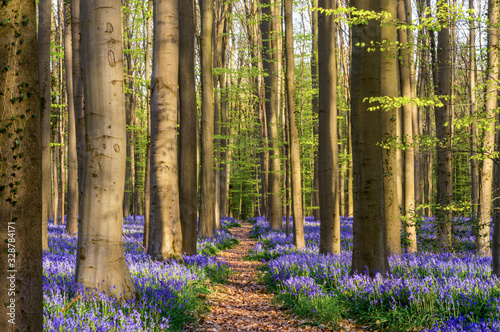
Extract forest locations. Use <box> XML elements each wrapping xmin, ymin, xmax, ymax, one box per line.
<box><xmin>1</xmin><ymin>0</ymin><xmax>500</xmax><ymax>330</ymax></box>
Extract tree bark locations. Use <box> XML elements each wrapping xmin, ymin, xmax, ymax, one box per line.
<box><xmin>351</xmin><ymin>0</ymin><xmax>390</xmax><ymax>276</ymax></box>
<box><xmin>199</xmin><ymin>0</ymin><xmax>215</xmax><ymax>237</ymax></box>
<box><xmin>143</xmin><ymin>0</ymin><xmax>152</xmax><ymax>248</ymax></box>
<box><xmin>261</xmin><ymin>0</ymin><xmax>283</xmax><ymax>229</ymax></box>
<box><xmin>398</xmin><ymin>0</ymin><xmax>416</xmax><ymax>253</ymax></box>
<box><xmin>0</xmin><ymin>1</ymin><xmax>43</xmax><ymax>329</ymax></box>
<box><xmin>381</xmin><ymin>0</ymin><xmax>401</xmax><ymax>256</ymax></box>
<box><xmin>477</xmin><ymin>0</ymin><xmax>498</xmax><ymax>256</ymax></box>
<box><xmin>147</xmin><ymin>0</ymin><xmax>183</xmax><ymax>260</ymax></box>
<box><xmin>318</xmin><ymin>0</ymin><xmax>340</xmax><ymax>255</ymax></box>
<box><xmin>311</xmin><ymin>0</ymin><xmax>320</xmax><ymax>222</ymax></box>
<box><xmin>64</xmin><ymin>1</ymin><xmax>79</xmax><ymax>235</ymax></box>
<box><xmin>39</xmin><ymin>0</ymin><xmax>52</xmax><ymax>250</ymax></box>
<box><xmin>179</xmin><ymin>0</ymin><xmax>198</xmax><ymax>255</ymax></box>
<box><xmin>435</xmin><ymin>0</ymin><xmax>453</xmax><ymax>248</ymax></box>
<box><xmin>284</xmin><ymin>0</ymin><xmax>305</xmax><ymax>248</ymax></box>
<box><xmin>76</xmin><ymin>0</ymin><xmax>136</xmax><ymax>298</ymax></box>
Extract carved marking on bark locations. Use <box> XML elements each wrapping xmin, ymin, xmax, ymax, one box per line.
<box><xmin>108</xmin><ymin>50</ymin><xmax>116</xmax><ymax>67</ymax></box>
<box><xmin>113</xmin><ymin>143</ymin><xmax>120</xmax><ymax>152</ymax></box>
<box><xmin>80</xmin><ymin>247</ymin><xmax>86</xmax><ymax>261</ymax></box>
<box><xmin>105</xmin><ymin>22</ymin><xmax>114</xmax><ymax>33</ymax></box>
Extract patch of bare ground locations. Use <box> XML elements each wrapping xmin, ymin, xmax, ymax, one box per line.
<box><xmin>184</xmin><ymin>222</ymin><xmax>371</xmax><ymax>332</ymax></box>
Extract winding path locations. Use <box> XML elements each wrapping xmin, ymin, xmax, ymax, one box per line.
<box><xmin>185</xmin><ymin>222</ymin><xmax>369</xmax><ymax>332</ymax></box>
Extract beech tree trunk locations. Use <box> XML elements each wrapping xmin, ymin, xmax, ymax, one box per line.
<box><xmin>382</xmin><ymin>0</ymin><xmax>401</xmax><ymax>256</ymax></box>
<box><xmin>199</xmin><ymin>0</ymin><xmax>215</xmax><ymax>237</ymax></box>
<box><xmin>284</xmin><ymin>0</ymin><xmax>305</xmax><ymax>249</ymax></box>
<box><xmin>143</xmin><ymin>0</ymin><xmax>152</xmax><ymax>248</ymax></box>
<box><xmin>75</xmin><ymin>0</ymin><xmax>136</xmax><ymax>298</ymax></box>
<box><xmin>148</xmin><ymin>0</ymin><xmax>183</xmax><ymax>260</ymax></box>
<box><xmin>39</xmin><ymin>0</ymin><xmax>52</xmax><ymax>250</ymax></box>
<box><xmin>64</xmin><ymin>1</ymin><xmax>78</xmax><ymax>235</ymax></box>
<box><xmin>435</xmin><ymin>0</ymin><xmax>453</xmax><ymax>248</ymax></box>
<box><xmin>318</xmin><ymin>0</ymin><xmax>340</xmax><ymax>255</ymax></box>
<box><xmin>179</xmin><ymin>0</ymin><xmax>198</xmax><ymax>255</ymax></box>
<box><xmin>398</xmin><ymin>0</ymin><xmax>416</xmax><ymax>253</ymax></box>
<box><xmin>311</xmin><ymin>0</ymin><xmax>320</xmax><ymax>222</ymax></box>
<box><xmin>477</xmin><ymin>0</ymin><xmax>498</xmax><ymax>256</ymax></box>
<box><xmin>351</xmin><ymin>0</ymin><xmax>390</xmax><ymax>276</ymax></box>
<box><xmin>261</xmin><ymin>0</ymin><xmax>283</xmax><ymax>229</ymax></box>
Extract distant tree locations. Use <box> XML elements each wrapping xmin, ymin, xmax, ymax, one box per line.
<box><xmin>0</xmin><ymin>1</ymin><xmax>43</xmax><ymax>329</ymax></box>
<box><xmin>351</xmin><ymin>0</ymin><xmax>390</xmax><ymax>276</ymax></box>
<box><xmin>75</xmin><ymin>0</ymin><xmax>136</xmax><ymax>298</ymax></box>
<box><xmin>284</xmin><ymin>0</ymin><xmax>305</xmax><ymax>249</ymax></box>
<box><xmin>318</xmin><ymin>0</ymin><xmax>340</xmax><ymax>255</ymax></box>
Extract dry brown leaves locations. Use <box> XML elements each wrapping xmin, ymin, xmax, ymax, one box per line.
<box><xmin>184</xmin><ymin>223</ymin><xmax>371</xmax><ymax>332</ymax></box>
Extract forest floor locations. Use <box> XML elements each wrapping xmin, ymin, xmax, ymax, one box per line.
<box><xmin>184</xmin><ymin>222</ymin><xmax>371</xmax><ymax>332</ymax></box>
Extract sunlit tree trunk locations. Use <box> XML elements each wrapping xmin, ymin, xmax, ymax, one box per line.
<box><xmin>381</xmin><ymin>0</ymin><xmax>401</xmax><ymax>256</ymax></box>
<box><xmin>351</xmin><ymin>0</ymin><xmax>390</xmax><ymax>276</ymax></box>
<box><xmin>143</xmin><ymin>0</ymin><xmax>152</xmax><ymax>248</ymax></box>
<box><xmin>179</xmin><ymin>0</ymin><xmax>198</xmax><ymax>255</ymax></box>
<box><xmin>199</xmin><ymin>0</ymin><xmax>215</xmax><ymax>237</ymax></box>
<box><xmin>0</xmin><ymin>2</ymin><xmax>43</xmax><ymax>329</ymax></box>
<box><xmin>148</xmin><ymin>0</ymin><xmax>183</xmax><ymax>260</ymax></box>
<box><xmin>398</xmin><ymin>0</ymin><xmax>416</xmax><ymax>253</ymax></box>
<box><xmin>76</xmin><ymin>0</ymin><xmax>136</xmax><ymax>298</ymax></box>
<box><xmin>311</xmin><ymin>0</ymin><xmax>320</xmax><ymax>222</ymax></box>
<box><xmin>477</xmin><ymin>0</ymin><xmax>498</xmax><ymax>256</ymax></box>
<box><xmin>64</xmin><ymin>1</ymin><xmax>78</xmax><ymax>235</ymax></box>
<box><xmin>318</xmin><ymin>0</ymin><xmax>340</xmax><ymax>255</ymax></box>
<box><xmin>284</xmin><ymin>0</ymin><xmax>305</xmax><ymax>248</ymax></box>
<box><xmin>261</xmin><ymin>0</ymin><xmax>283</xmax><ymax>229</ymax></box>
<box><xmin>469</xmin><ymin>0</ymin><xmax>479</xmax><ymax>219</ymax></box>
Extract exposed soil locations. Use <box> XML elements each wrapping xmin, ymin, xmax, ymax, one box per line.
<box><xmin>184</xmin><ymin>222</ymin><xmax>371</xmax><ymax>332</ymax></box>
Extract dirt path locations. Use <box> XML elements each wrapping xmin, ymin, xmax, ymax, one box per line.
<box><xmin>185</xmin><ymin>222</ymin><xmax>369</xmax><ymax>332</ymax></box>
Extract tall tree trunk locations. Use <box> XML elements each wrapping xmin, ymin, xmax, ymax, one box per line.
<box><xmin>148</xmin><ymin>0</ymin><xmax>183</xmax><ymax>260</ymax></box>
<box><xmin>435</xmin><ymin>0</ymin><xmax>453</xmax><ymax>248</ymax></box>
<box><xmin>351</xmin><ymin>0</ymin><xmax>390</xmax><ymax>276</ymax></box>
<box><xmin>143</xmin><ymin>0</ymin><xmax>152</xmax><ymax>248</ymax></box>
<box><xmin>284</xmin><ymin>0</ymin><xmax>305</xmax><ymax>248</ymax></box>
<box><xmin>0</xmin><ymin>2</ymin><xmax>43</xmax><ymax>329</ymax></box>
<box><xmin>39</xmin><ymin>0</ymin><xmax>52</xmax><ymax>250</ymax></box>
<box><xmin>469</xmin><ymin>0</ymin><xmax>479</xmax><ymax>218</ymax></box>
<box><xmin>199</xmin><ymin>0</ymin><xmax>215</xmax><ymax>237</ymax></box>
<box><xmin>71</xmin><ymin>0</ymin><xmax>86</xmax><ymax>235</ymax></box>
<box><xmin>318</xmin><ymin>0</ymin><xmax>340</xmax><ymax>255</ymax></box>
<box><xmin>75</xmin><ymin>0</ymin><xmax>136</xmax><ymax>298</ymax></box>
<box><xmin>477</xmin><ymin>0</ymin><xmax>498</xmax><ymax>256</ymax></box>
<box><xmin>64</xmin><ymin>1</ymin><xmax>79</xmax><ymax>235</ymax></box>
<box><xmin>311</xmin><ymin>0</ymin><xmax>320</xmax><ymax>222</ymax></box>
<box><xmin>380</xmin><ymin>0</ymin><xmax>401</xmax><ymax>256</ymax></box>
<box><xmin>179</xmin><ymin>0</ymin><xmax>198</xmax><ymax>255</ymax></box>
<box><xmin>398</xmin><ymin>0</ymin><xmax>416</xmax><ymax>252</ymax></box>
<box><xmin>261</xmin><ymin>0</ymin><xmax>283</xmax><ymax>229</ymax></box>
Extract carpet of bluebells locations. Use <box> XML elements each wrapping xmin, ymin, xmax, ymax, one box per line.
<box><xmin>43</xmin><ymin>216</ymin><xmax>240</xmax><ymax>331</ymax></box>
<box><xmin>247</xmin><ymin>216</ymin><xmax>500</xmax><ymax>331</ymax></box>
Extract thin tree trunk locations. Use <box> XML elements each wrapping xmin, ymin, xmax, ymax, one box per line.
<box><xmin>143</xmin><ymin>0</ymin><xmax>152</xmax><ymax>248</ymax></box>
<box><xmin>477</xmin><ymin>0</ymin><xmax>498</xmax><ymax>256</ymax></box>
<box><xmin>39</xmin><ymin>0</ymin><xmax>52</xmax><ymax>250</ymax></box>
<box><xmin>64</xmin><ymin>1</ymin><xmax>78</xmax><ymax>235</ymax></box>
<box><xmin>284</xmin><ymin>0</ymin><xmax>305</xmax><ymax>248</ymax></box>
<box><xmin>179</xmin><ymin>0</ymin><xmax>198</xmax><ymax>255</ymax></box>
<box><xmin>311</xmin><ymin>0</ymin><xmax>320</xmax><ymax>222</ymax></box>
<box><xmin>435</xmin><ymin>0</ymin><xmax>453</xmax><ymax>248</ymax></box>
<box><xmin>199</xmin><ymin>0</ymin><xmax>215</xmax><ymax>237</ymax></box>
<box><xmin>469</xmin><ymin>0</ymin><xmax>479</xmax><ymax>217</ymax></box>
